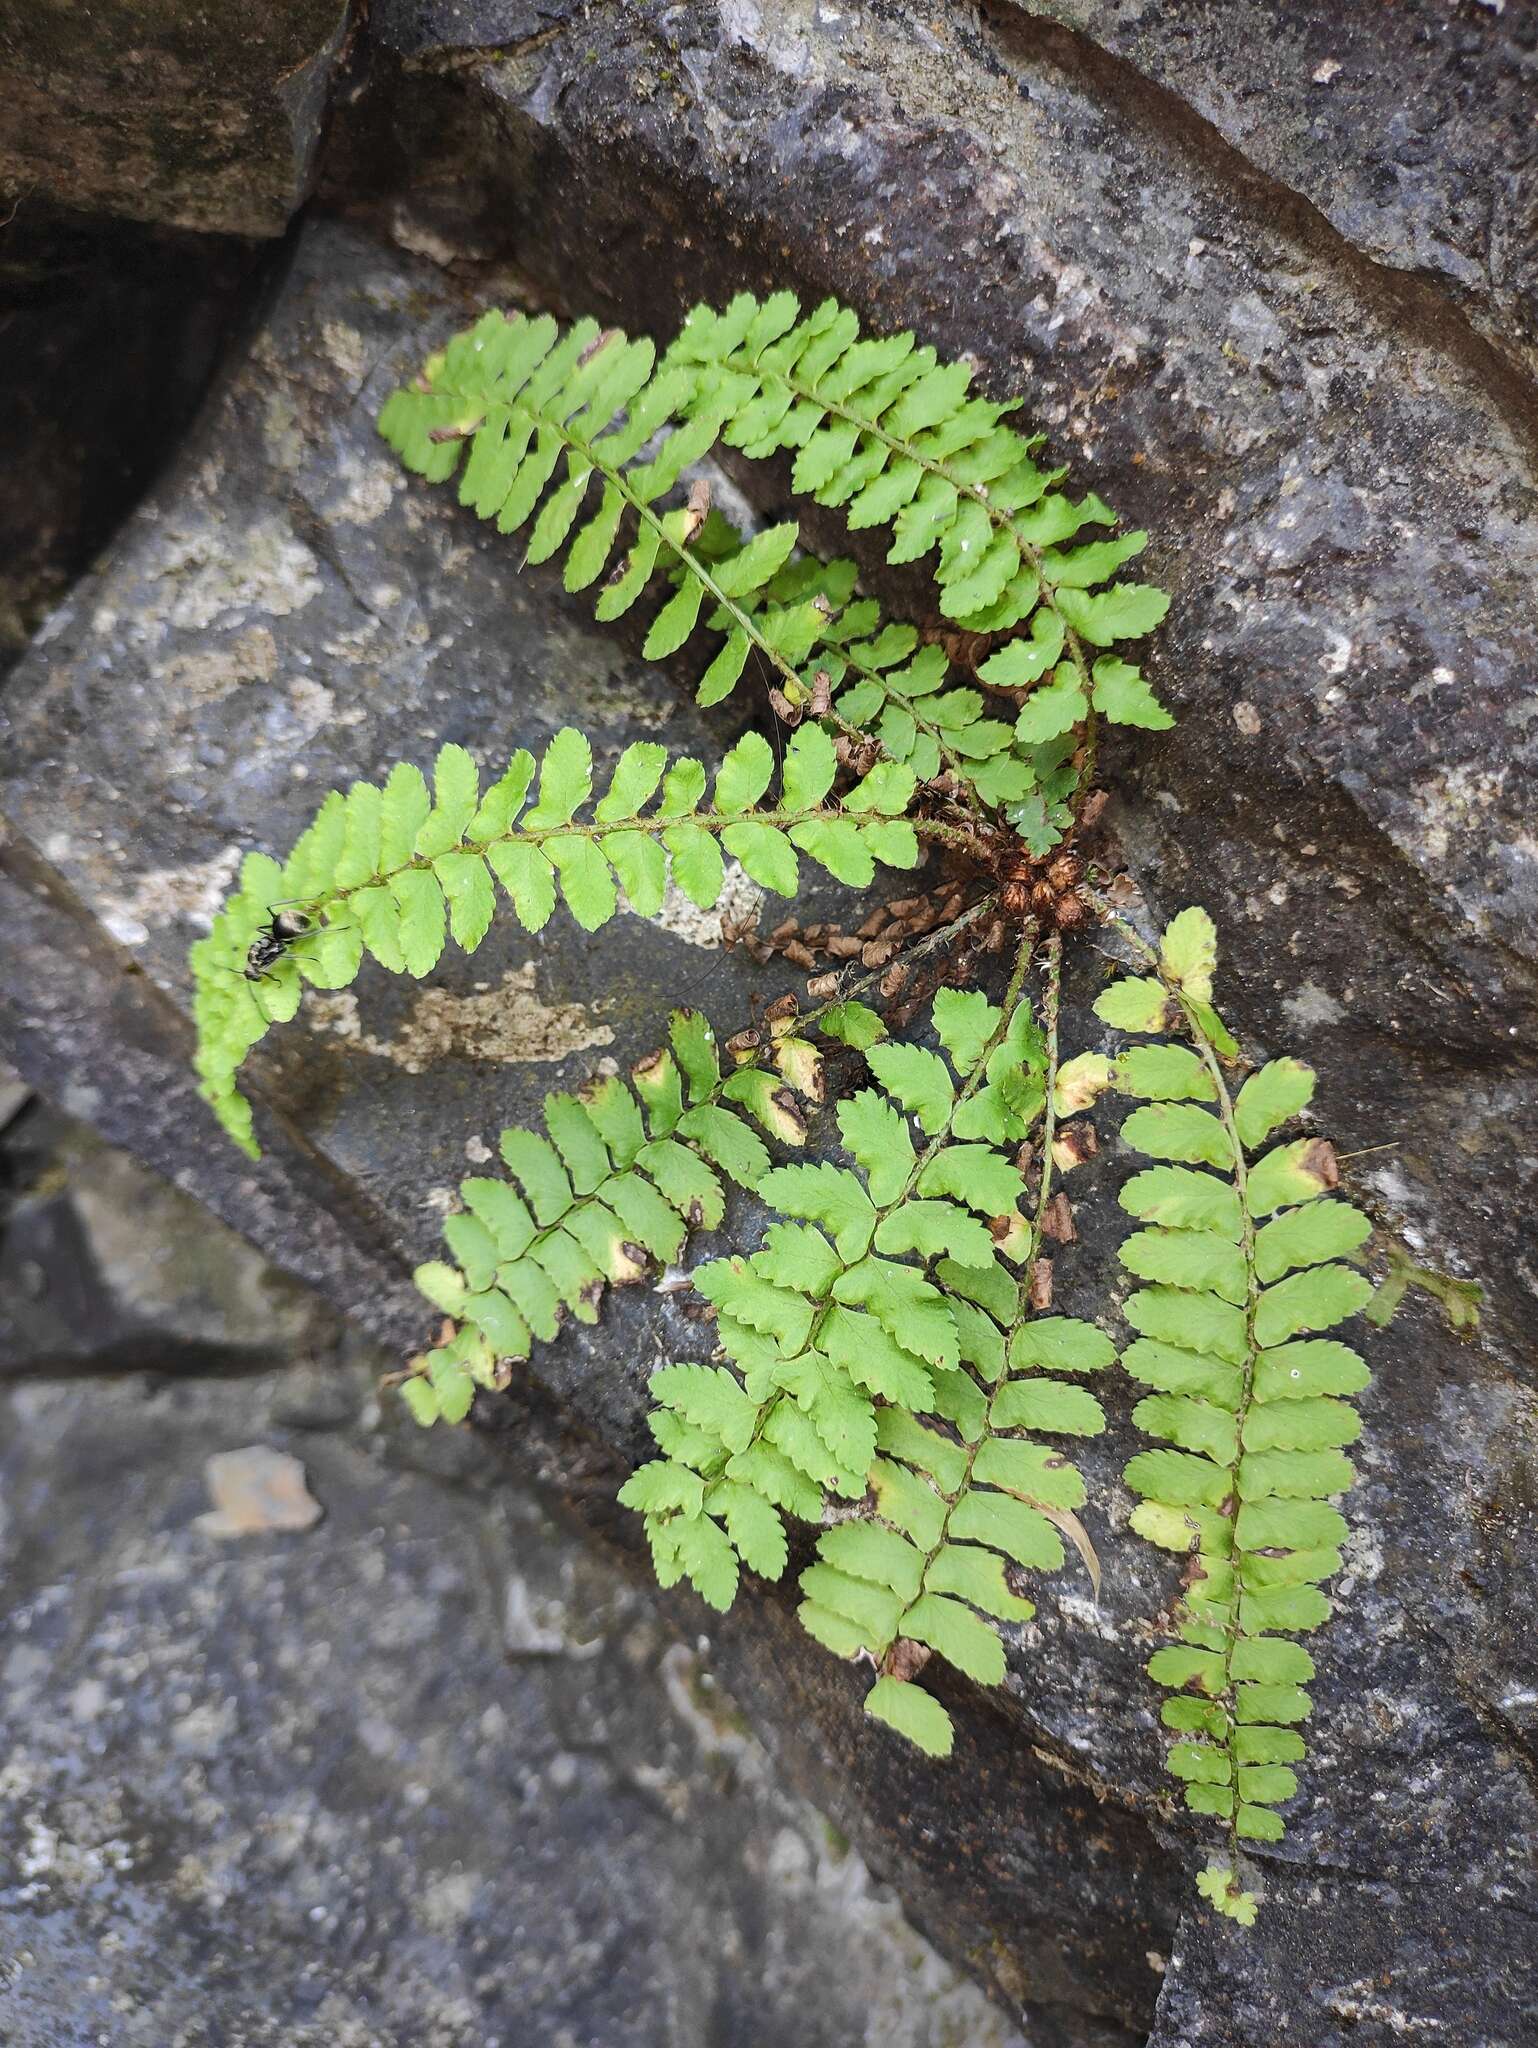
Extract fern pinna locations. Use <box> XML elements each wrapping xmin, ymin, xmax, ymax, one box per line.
<box><xmin>1096</xmin><ymin>909</ymin><xmax>1373</xmax><ymax>1925</ymax></box>
<box><xmin>186</xmin><ymin>282</ymin><xmax>1389</xmax><ymax>1923</ymax></box>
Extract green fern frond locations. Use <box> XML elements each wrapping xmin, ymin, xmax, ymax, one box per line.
<box><xmin>625</xmin><ymin>935</ymin><xmax>1113</xmax><ymax>1756</ymax></box>
<box><xmin>806</xmin><ymin>935</ymin><xmax>1112</xmax><ymax>1755</ymax></box>
<box><xmin>626</xmin><ymin>950</ymin><xmax>1048</xmax><ymax>1605</ymax></box>
<box><xmin>378</xmin><ymin>296</ymin><xmax>1173</xmax><ymax>859</ymax></box>
<box><xmin>401</xmin><ymin>1005</ymin><xmax>829</xmax><ymax>1427</ymax></box>
<box><xmin>667</xmin><ymin>293</ymin><xmax>1171</xmax><ymax>717</ymax></box>
<box><xmin>378</xmin><ymin>308</ymin><xmax>857</xmax><ymax>724</ymax></box>
<box><xmin>190</xmin><ymin>727</ymin><xmax>923</xmax><ymax>1157</ymax></box>
<box><xmin>1097</xmin><ymin>907</ymin><xmax>1373</xmax><ymax>1910</ymax></box>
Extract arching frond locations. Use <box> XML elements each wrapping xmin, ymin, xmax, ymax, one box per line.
<box><xmin>191</xmin><ymin>727</ymin><xmax>923</xmax><ymax>1155</ymax></box>
<box><xmin>403</xmin><ymin>1005</ymin><xmax>824</xmax><ymax>1424</ymax></box>
<box><xmin>667</xmin><ymin>293</ymin><xmax>1171</xmax><ymax>731</ymax></box>
<box><xmin>378</xmin><ymin>292</ymin><xmax>1175</xmax><ymax>857</ymax></box>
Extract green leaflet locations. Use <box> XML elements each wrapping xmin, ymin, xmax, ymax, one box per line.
<box><xmin>1106</xmin><ymin>908</ymin><xmax>1372</xmax><ymax>1909</ymax></box>
<box><xmin>865</xmin><ymin>1042</ymin><xmax>956</xmax><ymax>1133</ymax></box>
<box><xmin>931</xmin><ymin>988</ymin><xmax>999</xmax><ymax>1075</ymax></box>
<box><xmin>864</xmin><ymin>1674</ymin><xmax>956</xmax><ymax>1757</ymax></box>
<box><xmin>757</xmin><ymin>1162</ymin><xmax>877</xmax><ymax>1261</ymax></box>
<box><xmin>191</xmin><ymin>729</ymin><xmax>921</xmax><ymax>1155</ymax></box>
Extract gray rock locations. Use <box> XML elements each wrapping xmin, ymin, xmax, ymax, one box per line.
<box><xmin>1</xmin><ymin>1100</ymin><xmax>345</xmax><ymax>1375</ymax></box>
<box><xmin>0</xmin><ymin>1356</ymin><xmax>1025</xmax><ymax>2048</ymax></box>
<box><xmin>0</xmin><ymin>213</ymin><xmax>266</xmax><ymax>669</ymax></box>
<box><xmin>0</xmin><ymin>1</ymin><xmax>357</xmax><ymax>237</ymax></box>
<box><xmin>0</xmin><ymin>1056</ymin><xmax>29</xmax><ymax>1132</ymax></box>
<box><xmin>372</xmin><ymin>0</ymin><xmax>570</xmax><ymax>59</ymax></box>
<box><xmin>1009</xmin><ymin>0</ymin><xmax>1538</xmax><ymax>389</ymax></box>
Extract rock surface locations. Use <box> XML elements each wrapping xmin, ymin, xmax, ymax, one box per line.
<box><xmin>1</xmin><ymin>1099</ymin><xmax>344</xmax><ymax>1375</ymax></box>
<box><xmin>1013</xmin><ymin>0</ymin><xmax>1538</xmax><ymax>389</ymax></box>
<box><xmin>0</xmin><ymin>1122</ymin><xmax>1023</xmax><ymax>2048</ymax></box>
<box><xmin>2</xmin><ymin>3</ymin><xmax>1537</xmax><ymax>2043</ymax></box>
<box><xmin>0</xmin><ymin>0</ymin><xmax>357</xmax><ymax>236</ymax></box>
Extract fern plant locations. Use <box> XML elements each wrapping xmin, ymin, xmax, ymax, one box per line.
<box><xmin>1094</xmin><ymin>908</ymin><xmax>1373</xmax><ymax>1925</ymax></box>
<box><xmin>186</xmin><ymin>285</ymin><xmax>1390</xmax><ymax>1924</ymax></box>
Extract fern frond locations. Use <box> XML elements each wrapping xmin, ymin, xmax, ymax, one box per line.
<box><xmin>623</xmin><ymin>962</ymin><xmax>1048</xmax><ymax>1613</ymax></box>
<box><xmin>667</xmin><ymin>293</ymin><xmax>1172</xmax><ymax>735</ymax></box>
<box><xmin>627</xmin><ymin>936</ymin><xmax>1113</xmax><ymax>1755</ymax></box>
<box><xmin>400</xmin><ymin>1005</ymin><xmax>828</xmax><ymax>1426</ymax></box>
<box><xmin>379</xmin><ymin>297</ymin><xmax>1173</xmax><ymax>859</ymax></box>
<box><xmin>190</xmin><ymin>727</ymin><xmax>924</xmax><ymax>1156</ymax></box>
<box><xmin>379</xmin><ymin>309</ymin><xmax>858</xmax><ymax>722</ymax></box>
<box><xmin>805</xmin><ymin>934</ymin><xmax>1112</xmax><ymax>1755</ymax></box>
<box><xmin>1097</xmin><ymin>907</ymin><xmax>1373</xmax><ymax>1910</ymax></box>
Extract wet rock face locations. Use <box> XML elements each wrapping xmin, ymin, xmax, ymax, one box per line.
<box><xmin>0</xmin><ymin>0</ymin><xmax>356</xmax><ymax>236</ymax></box>
<box><xmin>1</xmin><ymin>3</ymin><xmax>1536</xmax><ymax>2043</ymax></box>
